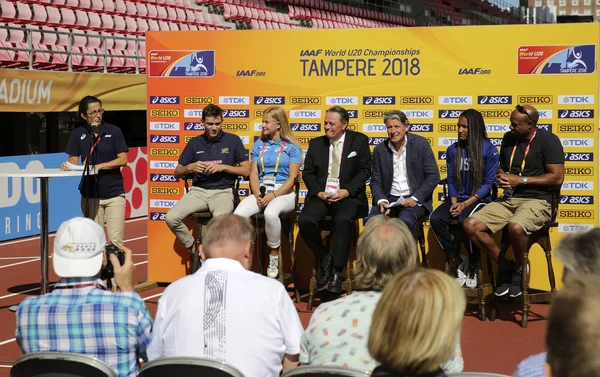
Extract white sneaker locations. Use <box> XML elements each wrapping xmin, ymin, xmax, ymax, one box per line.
<box><xmin>455</xmin><ymin>255</ymin><xmax>468</xmax><ymax>287</ymax></box>
<box><xmin>465</xmin><ymin>265</ymin><xmax>478</xmax><ymax>289</ymax></box>
<box><xmin>267</xmin><ymin>255</ymin><xmax>279</xmax><ymax>278</ymax></box>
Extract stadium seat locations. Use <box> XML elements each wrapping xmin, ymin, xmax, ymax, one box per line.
<box><xmin>148</xmin><ymin>19</ymin><xmax>159</xmax><ymax>31</ymax></box>
<box><xmin>157</xmin><ymin>6</ymin><xmax>168</xmax><ymax>19</ymax></box>
<box><xmin>114</xmin><ymin>0</ymin><xmax>127</xmax><ymax>15</ymax></box>
<box><xmin>15</xmin><ymin>2</ymin><xmax>33</xmax><ymax>24</ymax></box>
<box><xmin>125</xmin><ymin>17</ymin><xmax>138</xmax><ymax>34</ymax></box>
<box><xmin>137</xmin><ymin>18</ymin><xmax>149</xmax><ymax>33</ymax></box>
<box><xmin>185</xmin><ymin>9</ymin><xmax>196</xmax><ymax>23</ymax></box>
<box><xmin>125</xmin><ymin>1</ymin><xmax>137</xmax><ymax>16</ymax></box>
<box><xmin>179</xmin><ymin>23</ymin><xmax>189</xmax><ymax>30</ymax></box>
<box><xmin>136</xmin><ymin>3</ymin><xmax>148</xmax><ymax>18</ymax></box>
<box><xmin>114</xmin><ymin>15</ymin><xmax>127</xmax><ymax>32</ymax></box>
<box><xmin>167</xmin><ymin>7</ymin><xmax>177</xmax><ymax>20</ymax></box>
<box><xmin>101</xmin><ymin>13</ymin><xmax>115</xmax><ymax>30</ymax></box>
<box><xmin>158</xmin><ymin>20</ymin><xmax>169</xmax><ymax>30</ymax></box>
<box><xmin>75</xmin><ymin>10</ymin><xmax>89</xmax><ymax>29</ymax></box>
<box><xmin>87</xmin><ymin>11</ymin><xmax>102</xmax><ymax>30</ymax></box>
<box><xmin>176</xmin><ymin>8</ymin><xmax>186</xmax><ymax>22</ymax></box>
<box><xmin>0</xmin><ymin>0</ymin><xmax>17</xmax><ymax>22</ymax></box>
<box><xmin>168</xmin><ymin>21</ymin><xmax>179</xmax><ymax>30</ymax></box>
<box><xmin>54</xmin><ymin>0</ymin><xmax>67</xmax><ymax>6</ymax></box>
<box><xmin>45</xmin><ymin>6</ymin><xmax>62</xmax><ymax>27</ymax></box>
<box><xmin>147</xmin><ymin>4</ymin><xmax>158</xmax><ymax>18</ymax></box>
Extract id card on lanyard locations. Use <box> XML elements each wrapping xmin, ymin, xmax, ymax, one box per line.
<box><xmin>505</xmin><ymin>129</ymin><xmax>538</xmax><ymax>197</ymax></box>
<box><xmin>260</xmin><ymin>140</ymin><xmax>286</xmax><ymax>194</ymax></box>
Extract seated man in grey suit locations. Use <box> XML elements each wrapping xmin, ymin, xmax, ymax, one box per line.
<box><xmin>368</xmin><ymin>110</ymin><xmax>440</xmax><ymax>237</ymax></box>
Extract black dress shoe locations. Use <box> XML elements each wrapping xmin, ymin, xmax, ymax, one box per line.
<box><xmin>316</xmin><ymin>254</ymin><xmax>332</xmax><ymax>289</ymax></box>
<box><xmin>327</xmin><ymin>272</ymin><xmax>343</xmax><ymax>294</ymax></box>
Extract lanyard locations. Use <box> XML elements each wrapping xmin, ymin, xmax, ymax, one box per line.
<box><xmin>260</xmin><ymin>140</ymin><xmax>286</xmax><ymax>178</ymax></box>
<box><xmin>53</xmin><ymin>283</ymin><xmax>106</xmax><ymax>290</ymax></box>
<box><xmin>83</xmin><ymin>136</ymin><xmax>102</xmax><ymax>165</ymax></box>
<box><xmin>508</xmin><ymin>128</ymin><xmax>538</xmax><ymax>176</ymax></box>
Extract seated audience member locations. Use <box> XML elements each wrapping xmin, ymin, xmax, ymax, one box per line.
<box><xmin>300</xmin><ymin>216</ymin><xmax>464</xmax><ymax>373</ymax></box>
<box><xmin>298</xmin><ymin>106</ymin><xmax>371</xmax><ymax>294</ymax></box>
<box><xmin>513</xmin><ymin>228</ymin><xmax>600</xmax><ymax>377</ymax></box>
<box><xmin>369</xmin><ymin>268</ymin><xmax>466</xmax><ymax>377</ymax></box>
<box><xmin>369</xmin><ymin>110</ymin><xmax>440</xmax><ymax>238</ymax></box>
<box><xmin>464</xmin><ymin>104</ymin><xmax>564</xmax><ymax>298</ymax></box>
<box><xmin>166</xmin><ymin>104</ymin><xmax>250</xmax><ymax>256</ymax></box>
<box><xmin>545</xmin><ymin>275</ymin><xmax>600</xmax><ymax>377</ymax></box>
<box><xmin>429</xmin><ymin>109</ymin><xmax>498</xmax><ymax>288</ymax></box>
<box><xmin>15</xmin><ymin>217</ymin><xmax>152</xmax><ymax>377</ymax></box>
<box><xmin>234</xmin><ymin>106</ymin><xmax>302</xmax><ymax>279</ymax></box>
<box><xmin>148</xmin><ymin>214</ymin><xmax>303</xmax><ymax>377</ymax></box>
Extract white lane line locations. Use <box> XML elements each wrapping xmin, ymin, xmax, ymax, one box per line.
<box><xmin>143</xmin><ymin>292</ymin><xmax>163</xmax><ymax>301</ymax></box>
<box><xmin>0</xmin><ymin>257</ymin><xmax>39</xmax><ymax>260</ymax></box>
<box><xmin>0</xmin><ymin>259</ymin><xmax>40</xmax><ymax>270</ymax></box>
<box><xmin>0</xmin><ymin>338</ymin><xmax>15</xmax><ymax>346</ymax></box>
<box><xmin>0</xmin><ymin>217</ymin><xmax>147</xmax><ymax>247</ymax></box>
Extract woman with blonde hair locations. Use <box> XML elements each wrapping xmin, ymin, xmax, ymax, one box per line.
<box><xmin>234</xmin><ymin>106</ymin><xmax>302</xmax><ymax>279</ymax></box>
<box><xmin>299</xmin><ymin>215</ymin><xmax>464</xmax><ymax>373</ymax></box>
<box><xmin>369</xmin><ymin>268</ymin><xmax>466</xmax><ymax>377</ymax></box>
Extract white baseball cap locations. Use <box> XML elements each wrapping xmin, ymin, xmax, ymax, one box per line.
<box><xmin>53</xmin><ymin>217</ymin><xmax>106</xmax><ymax>278</ymax></box>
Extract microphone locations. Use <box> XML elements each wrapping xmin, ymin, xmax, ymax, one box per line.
<box><xmin>259</xmin><ymin>186</ymin><xmax>266</xmax><ymax>198</ymax></box>
<box><xmin>91</xmin><ymin>122</ymin><xmax>98</xmax><ymax>135</ymax></box>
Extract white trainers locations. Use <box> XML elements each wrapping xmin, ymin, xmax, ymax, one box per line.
<box><xmin>267</xmin><ymin>255</ymin><xmax>279</xmax><ymax>278</ymax></box>
<box><xmin>465</xmin><ymin>265</ymin><xmax>478</xmax><ymax>289</ymax></box>
<box><xmin>455</xmin><ymin>255</ymin><xmax>468</xmax><ymax>287</ymax></box>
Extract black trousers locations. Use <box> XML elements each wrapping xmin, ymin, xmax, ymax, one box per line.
<box><xmin>429</xmin><ymin>200</ymin><xmax>486</xmax><ymax>261</ymax></box>
<box><xmin>367</xmin><ymin>195</ymin><xmax>429</xmax><ymax>238</ymax></box>
<box><xmin>298</xmin><ymin>196</ymin><xmax>360</xmax><ymax>271</ymax></box>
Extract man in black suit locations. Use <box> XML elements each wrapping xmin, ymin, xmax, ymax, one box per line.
<box><xmin>298</xmin><ymin>106</ymin><xmax>371</xmax><ymax>294</ymax></box>
<box><xmin>369</xmin><ymin>110</ymin><xmax>439</xmax><ymax>237</ymax></box>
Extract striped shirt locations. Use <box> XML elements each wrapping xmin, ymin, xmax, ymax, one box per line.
<box><xmin>15</xmin><ymin>278</ymin><xmax>153</xmax><ymax>377</ymax></box>
<box><xmin>513</xmin><ymin>352</ymin><xmax>546</xmax><ymax>377</ymax></box>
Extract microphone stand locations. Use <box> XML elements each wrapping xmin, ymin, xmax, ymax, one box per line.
<box><xmin>79</xmin><ymin>124</ymin><xmax>98</xmax><ymax>218</ymax></box>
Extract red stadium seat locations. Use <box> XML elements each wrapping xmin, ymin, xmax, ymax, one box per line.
<box><xmin>179</xmin><ymin>23</ymin><xmax>189</xmax><ymax>30</ymax></box>
<box><xmin>114</xmin><ymin>0</ymin><xmax>127</xmax><ymax>15</ymax></box>
<box><xmin>87</xmin><ymin>11</ymin><xmax>102</xmax><ymax>30</ymax></box>
<box><xmin>250</xmin><ymin>19</ymin><xmax>259</xmax><ymax>29</ymax></box>
<box><xmin>136</xmin><ymin>3</ymin><xmax>148</xmax><ymax>18</ymax></box>
<box><xmin>103</xmin><ymin>0</ymin><xmax>115</xmax><ymax>14</ymax></box>
<box><xmin>54</xmin><ymin>0</ymin><xmax>67</xmax><ymax>6</ymax></box>
<box><xmin>32</xmin><ymin>4</ymin><xmax>48</xmax><ymax>24</ymax></box>
<box><xmin>147</xmin><ymin>5</ymin><xmax>158</xmax><ymax>18</ymax></box>
<box><xmin>15</xmin><ymin>2</ymin><xmax>33</xmax><ymax>24</ymax></box>
<box><xmin>75</xmin><ymin>10</ymin><xmax>89</xmax><ymax>28</ymax></box>
<box><xmin>0</xmin><ymin>0</ymin><xmax>17</xmax><ymax>22</ymax></box>
<box><xmin>167</xmin><ymin>7</ymin><xmax>177</xmax><ymax>20</ymax></box>
<box><xmin>137</xmin><ymin>18</ymin><xmax>149</xmax><ymax>33</ymax></box>
<box><xmin>158</xmin><ymin>20</ymin><xmax>169</xmax><ymax>30</ymax></box>
<box><xmin>185</xmin><ymin>9</ymin><xmax>196</xmax><ymax>23</ymax></box>
<box><xmin>125</xmin><ymin>1</ymin><xmax>137</xmax><ymax>16</ymax></box>
<box><xmin>156</xmin><ymin>6</ymin><xmax>168</xmax><ymax>19</ymax></box>
<box><xmin>176</xmin><ymin>8</ymin><xmax>186</xmax><ymax>22</ymax></box>
<box><xmin>148</xmin><ymin>19</ymin><xmax>160</xmax><ymax>31</ymax></box>
<box><xmin>101</xmin><ymin>13</ymin><xmax>115</xmax><ymax>30</ymax></box>
<box><xmin>113</xmin><ymin>15</ymin><xmax>126</xmax><ymax>32</ymax></box>
<box><xmin>45</xmin><ymin>6</ymin><xmax>62</xmax><ymax>26</ymax></box>
<box><xmin>168</xmin><ymin>21</ymin><xmax>179</xmax><ymax>30</ymax></box>
<box><xmin>125</xmin><ymin>17</ymin><xmax>138</xmax><ymax>34</ymax></box>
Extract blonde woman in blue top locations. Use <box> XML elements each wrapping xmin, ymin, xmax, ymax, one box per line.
<box><xmin>234</xmin><ymin>106</ymin><xmax>303</xmax><ymax>279</ymax></box>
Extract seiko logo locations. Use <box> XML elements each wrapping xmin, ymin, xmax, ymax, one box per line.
<box><xmin>184</xmin><ymin>96</ymin><xmax>214</xmax><ymax>104</ymax></box>
<box><xmin>480</xmin><ymin>110</ymin><xmax>511</xmax><ymax>118</ymax></box>
<box><xmin>558</xmin><ymin>124</ymin><xmax>593</xmax><ymax>133</ymax></box>
<box><xmin>149</xmin><ymin>122</ymin><xmax>180</xmax><ymax>131</ymax></box>
<box><xmin>150</xmin><ymin>109</ymin><xmax>179</xmax><ymax>117</ymax></box>
<box><xmin>151</xmin><ymin>187</ymin><xmax>180</xmax><ymax>195</ymax></box>
<box><xmin>254</xmin><ymin>96</ymin><xmax>285</xmax><ymax>105</ymax></box>
<box><xmin>517</xmin><ymin>95</ymin><xmax>553</xmax><ymax>104</ymax></box>
<box><xmin>363</xmin><ymin>96</ymin><xmax>395</xmax><ymax>105</ymax></box>
<box><xmin>149</xmin><ymin>148</ymin><xmax>180</xmax><ymax>156</ymax></box>
<box><xmin>565</xmin><ymin>167</ymin><xmax>594</xmax><ymax>176</ymax></box>
<box><xmin>222</xmin><ymin>123</ymin><xmax>249</xmax><ymax>130</ymax></box>
<box><xmin>558</xmin><ymin>210</ymin><xmax>594</xmax><ymax>219</ymax></box>
<box><xmin>438</xmin><ymin>124</ymin><xmax>458</xmax><ymax>132</ymax></box>
<box><xmin>290</xmin><ymin>96</ymin><xmax>321</xmax><ymax>105</ymax></box>
<box><xmin>557</xmin><ymin>95</ymin><xmax>594</xmax><ymax>104</ymax></box>
<box><xmin>400</xmin><ymin>96</ymin><xmax>434</xmax><ymax>105</ymax></box>
<box><xmin>326</xmin><ymin>96</ymin><xmax>358</xmax><ymax>105</ymax></box>
<box><xmin>439</xmin><ymin>96</ymin><xmax>472</xmax><ymax>104</ymax></box>
<box><xmin>478</xmin><ymin>96</ymin><xmax>512</xmax><ymax>105</ymax></box>
<box><xmin>150</xmin><ymin>96</ymin><xmax>180</xmax><ymax>104</ymax></box>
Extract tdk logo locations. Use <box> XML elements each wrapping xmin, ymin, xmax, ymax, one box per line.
<box><xmin>565</xmin><ymin>153</ymin><xmax>594</xmax><ymax>161</ymax></box>
<box><xmin>536</xmin><ymin>124</ymin><xmax>552</xmax><ymax>132</ymax></box>
<box><xmin>150</xmin><ymin>174</ymin><xmax>178</xmax><ymax>182</ymax></box>
<box><xmin>561</xmin><ymin>138</ymin><xmax>594</xmax><ymax>148</ymax></box>
<box><xmin>537</xmin><ymin>110</ymin><xmax>552</xmax><ymax>119</ymax></box>
<box><xmin>490</xmin><ymin>138</ymin><xmax>503</xmax><ymax>147</ymax></box>
<box><xmin>486</xmin><ymin>124</ymin><xmax>510</xmax><ymax>133</ymax></box>
<box><xmin>562</xmin><ymin>181</ymin><xmax>593</xmax><ymax>191</ymax></box>
<box><xmin>150</xmin><ymin>134</ymin><xmax>180</xmax><ymax>144</ymax></box>
<box><xmin>150</xmin><ymin>122</ymin><xmax>180</xmax><ymax>131</ymax></box>
<box><xmin>560</xmin><ymin>195</ymin><xmax>594</xmax><ymax>205</ymax></box>
<box><xmin>439</xmin><ymin>96</ymin><xmax>472</xmax><ymax>104</ymax></box>
<box><xmin>184</xmin><ymin>109</ymin><xmax>203</xmax><ymax>118</ymax></box>
<box><xmin>347</xmin><ymin>110</ymin><xmax>358</xmax><ymax>118</ymax></box>
<box><xmin>184</xmin><ymin>122</ymin><xmax>205</xmax><ymax>130</ymax></box>
<box><xmin>150</xmin><ymin>161</ymin><xmax>177</xmax><ymax>170</ymax></box>
<box><xmin>438</xmin><ymin>137</ymin><xmax>458</xmax><ymax>146</ymax></box>
<box><xmin>409</xmin><ymin>124</ymin><xmax>433</xmax><ymax>132</ymax></box>
<box><xmin>223</xmin><ymin>109</ymin><xmax>249</xmax><ymax>118</ymax></box>
<box><xmin>478</xmin><ymin>96</ymin><xmax>512</xmax><ymax>105</ymax></box>
<box><xmin>254</xmin><ymin>96</ymin><xmax>285</xmax><ymax>105</ymax></box>
<box><xmin>558</xmin><ymin>109</ymin><xmax>594</xmax><ymax>118</ymax></box>
<box><xmin>150</xmin><ymin>200</ymin><xmax>177</xmax><ymax>209</ymax></box>
<box><xmin>368</xmin><ymin>137</ymin><xmax>386</xmax><ymax>146</ymax></box>
<box><xmin>150</xmin><ymin>212</ymin><xmax>167</xmax><ymax>221</ymax></box>
<box><xmin>438</xmin><ymin>151</ymin><xmax>447</xmax><ymax>160</ymax></box>
<box><xmin>290</xmin><ymin>110</ymin><xmax>321</xmax><ymax>119</ymax></box>
<box><xmin>291</xmin><ymin>123</ymin><xmax>321</xmax><ymax>132</ymax></box>
<box><xmin>438</xmin><ymin>110</ymin><xmax>463</xmax><ymax>119</ymax></box>
<box><xmin>363</xmin><ymin>96</ymin><xmax>395</xmax><ymax>105</ymax></box>
<box><xmin>150</xmin><ymin>96</ymin><xmax>180</xmax><ymax>105</ymax></box>
<box><xmin>363</xmin><ymin>124</ymin><xmax>387</xmax><ymax>132</ymax></box>
<box><xmin>219</xmin><ymin>96</ymin><xmax>249</xmax><ymax>105</ymax></box>
<box><xmin>558</xmin><ymin>95</ymin><xmax>594</xmax><ymax>104</ymax></box>
<box><xmin>403</xmin><ymin>110</ymin><xmax>433</xmax><ymax>119</ymax></box>
<box><xmin>326</xmin><ymin>96</ymin><xmax>358</xmax><ymax>105</ymax></box>
<box><xmin>559</xmin><ymin>224</ymin><xmax>594</xmax><ymax>233</ymax></box>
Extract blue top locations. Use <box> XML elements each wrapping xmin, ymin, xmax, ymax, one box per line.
<box><xmin>446</xmin><ymin>139</ymin><xmax>498</xmax><ymax>202</ymax></box>
<box><xmin>513</xmin><ymin>352</ymin><xmax>546</xmax><ymax>377</ymax></box>
<box><xmin>16</xmin><ymin>277</ymin><xmax>153</xmax><ymax>377</ymax></box>
<box><xmin>251</xmin><ymin>138</ymin><xmax>302</xmax><ymax>184</ymax></box>
<box><xmin>65</xmin><ymin>123</ymin><xmax>129</xmax><ymax>199</ymax></box>
<box><xmin>179</xmin><ymin>131</ymin><xmax>248</xmax><ymax>190</ymax></box>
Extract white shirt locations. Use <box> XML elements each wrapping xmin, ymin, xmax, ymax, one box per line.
<box><xmin>327</xmin><ymin>131</ymin><xmax>346</xmax><ymax>180</ymax></box>
<box><xmin>378</xmin><ymin>136</ymin><xmax>419</xmax><ymax>206</ymax></box>
<box><xmin>147</xmin><ymin>258</ymin><xmax>304</xmax><ymax>377</ymax></box>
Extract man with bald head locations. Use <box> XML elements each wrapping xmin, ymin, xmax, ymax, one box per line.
<box><xmin>464</xmin><ymin>104</ymin><xmax>564</xmax><ymax>298</ymax></box>
<box><xmin>148</xmin><ymin>214</ymin><xmax>303</xmax><ymax>377</ymax></box>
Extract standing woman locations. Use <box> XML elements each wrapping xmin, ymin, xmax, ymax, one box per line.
<box><xmin>60</xmin><ymin>96</ymin><xmax>129</xmax><ymax>246</ymax></box>
<box><xmin>429</xmin><ymin>109</ymin><xmax>498</xmax><ymax>288</ymax></box>
<box><xmin>234</xmin><ymin>106</ymin><xmax>302</xmax><ymax>279</ymax></box>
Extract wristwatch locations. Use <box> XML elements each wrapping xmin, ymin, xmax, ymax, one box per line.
<box><xmin>522</xmin><ymin>177</ymin><xmax>528</xmax><ymax>185</ymax></box>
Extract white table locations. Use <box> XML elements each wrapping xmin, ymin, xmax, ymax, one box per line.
<box><xmin>0</xmin><ymin>168</ymin><xmax>88</xmax><ymax>294</ymax></box>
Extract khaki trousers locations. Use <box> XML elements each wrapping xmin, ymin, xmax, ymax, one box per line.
<box><xmin>81</xmin><ymin>195</ymin><xmax>126</xmax><ymax>245</ymax></box>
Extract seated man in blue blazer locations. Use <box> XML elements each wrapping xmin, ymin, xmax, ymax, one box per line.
<box><xmin>368</xmin><ymin>110</ymin><xmax>440</xmax><ymax>237</ymax></box>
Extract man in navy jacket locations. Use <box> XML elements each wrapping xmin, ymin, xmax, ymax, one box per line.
<box><xmin>368</xmin><ymin>110</ymin><xmax>439</xmax><ymax>237</ymax></box>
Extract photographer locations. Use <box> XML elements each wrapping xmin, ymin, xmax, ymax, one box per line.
<box><xmin>15</xmin><ymin>217</ymin><xmax>153</xmax><ymax>377</ymax></box>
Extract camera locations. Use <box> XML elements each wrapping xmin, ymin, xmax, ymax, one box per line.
<box><xmin>101</xmin><ymin>243</ymin><xmax>125</xmax><ymax>280</ymax></box>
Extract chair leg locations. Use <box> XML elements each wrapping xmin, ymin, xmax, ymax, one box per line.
<box><xmin>307</xmin><ymin>268</ymin><xmax>317</xmax><ymax>311</ymax></box>
<box><xmin>521</xmin><ymin>251</ymin><xmax>530</xmax><ymax>328</ymax></box>
<box><xmin>288</xmin><ymin>217</ymin><xmax>301</xmax><ymax>303</ymax></box>
<box><xmin>540</xmin><ymin>237</ymin><xmax>557</xmax><ymax>293</ymax></box>
<box><xmin>191</xmin><ymin>222</ymin><xmax>203</xmax><ymax>274</ymax></box>
<box><xmin>418</xmin><ymin>221</ymin><xmax>428</xmax><ymax>268</ymax></box>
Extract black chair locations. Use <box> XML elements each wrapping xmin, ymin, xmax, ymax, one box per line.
<box><xmin>282</xmin><ymin>365</ymin><xmax>371</xmax><ymax>377</ymax></box>
<box><xmin>251</xmin><ymin>177</ymin><xmax>301</xmax><ymax>303</ymax></box>
<box><xmin>439</xmin><ymin>177</ymin><xmax>497</xmax><ymax>321</ymax></box>
<box><xmin>11</xmin><ymin>352</ymin><xmax>117</xmax><ymax>377</ymax></box>
<box><xmin>491</xmin><ymin>187</ymin><xmax>560</xmax><ymax>328</ymax></box>
<box><xmin>184</xmin><ymin>175</ymin><xmax>243</xmax><ymax>274</ymax></box>
<box><xmin>139</xmin><ymin>357</ymin><xmax>245</xmax><ymax>377</ymax></box>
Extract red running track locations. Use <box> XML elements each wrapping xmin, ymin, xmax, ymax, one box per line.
<box><xmin>0</xmin><ymin>218</ymin><xmax>547</xmax><ymax>376</ymax></box>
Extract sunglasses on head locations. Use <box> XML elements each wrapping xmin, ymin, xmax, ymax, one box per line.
<box><xmin>515</xmin><ymin>105</ymin><xmax>533</xmax><ymax>123</ymax></box>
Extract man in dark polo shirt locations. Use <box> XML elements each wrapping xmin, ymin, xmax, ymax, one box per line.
<box><xmin>464</xmin><ymin>104</ymin><xmax>564</xmax><ymax>298</ymax></box>
<box><xmin>166</xmin><ymin>104</ymin><xmax>250</xmax><ymax>255</ymax></box>
<box><xmin>60</xmin><ymin>96</ymin><xmax>129</xmax><ymax>245</ymax></box>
